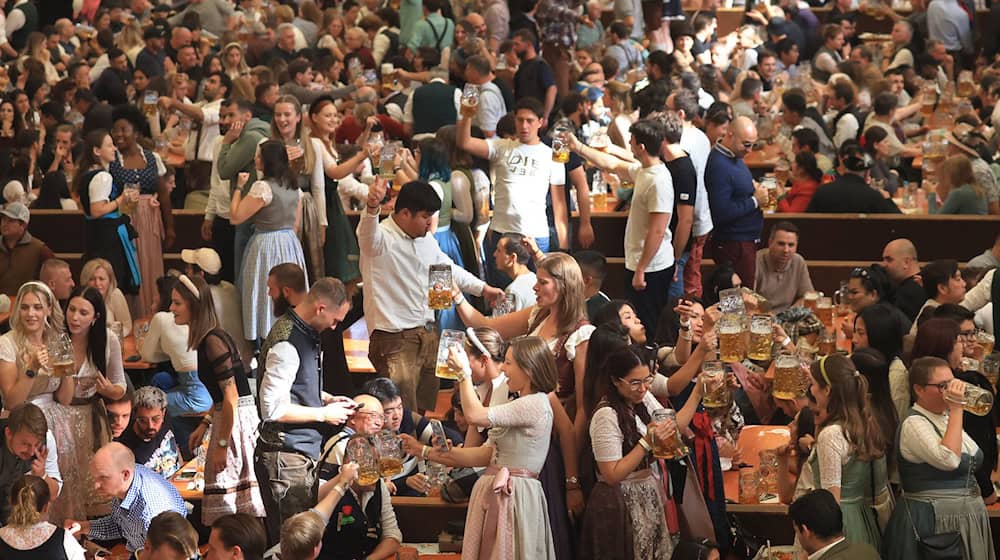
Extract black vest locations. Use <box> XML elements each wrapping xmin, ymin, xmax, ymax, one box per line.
<box><xmin>318</xmin><ymin>482</ymin><xmax>383</xmax><ymax>560</ymax></box>
<box><xmin>8</xmin><ymin>2</ymin><xmax>38</xmax><ymax>53</ymax></box>
<box><xmin>0</xmin><ymin>431</ymin><xmax>32</xmax><ymax>526</ymax></box>
<box><xmin>412</xmin><ymin>81</ymin><xmax>458</xmax><ymax>136</ymax></box>
<box><xmin>0</xmin><ymin>526</ymin><xmax>68</xmax><ymax>559</ymax></box>
<box><xmin>259</xmin><ymin>310</ymin><xmax>325</xmax><ymax>459</ymax></box>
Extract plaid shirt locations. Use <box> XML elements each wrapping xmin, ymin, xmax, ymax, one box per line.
<box><xmin>536</xmin><ymin>0</ymin><xmax>583</xmax><ymax>48</ymax></box>
<box><xmin>88</xmin><ymin>464</ymin><xmax>187</xmax><ymax>552</ymax></box>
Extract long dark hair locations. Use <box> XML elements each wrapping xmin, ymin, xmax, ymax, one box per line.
<box><xmin>69</xmin><ymin>285</ymin><xmax>108</xmax><ymax>376</ymax></box>
<box><xmin>910</xmin><ymin>318</ymin><xmax>960</xmax><ymax>365</ymax></box>
<box><xmin>794</xmin><ymin>151</ymin><xmax>823</xmax><ymax>182</ymax></box>
<box><xmin>857</xmin><ymin>302</ymin><xmax>904</xmax><ymax>360</ymax></box>
<box><xmin>75</xmin><ymin>129</ymin><xmax>111</xmax><ymax>212</ymax></box>
<box><xmin>851</xmin><ymin>347</ymin><xmax>899</xmax><ymax>453</ymax></box>
<box><xmin>600</xmin><ymin>348</ymin><xmax>653</xmax><ymax>456</ymax></box>
<box><xmin>31</xmin><ymin>171</ymin><xmax>71</xmax><ymax>209</ymax></box>
<box><xmin>259</xmin><ymin>139</ymin><xmax>297</xmax><ymax>190</ymax></box>
<box><xmin>582</xmin><ymin>323</ymin><xmax>631</xmax><ymax>420</ymax></box>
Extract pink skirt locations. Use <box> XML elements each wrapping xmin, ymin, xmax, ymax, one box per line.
<box><xmin>134</xmin><ymin>195</ymin><xmax>164</xmax><ymax>316</ymax></box>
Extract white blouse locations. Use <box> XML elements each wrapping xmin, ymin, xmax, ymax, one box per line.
<box><xmin>899</xmin><ymin>404</ymin><xmax>980</xmax><ymax>471</ymax></box>
<box><xmin>139</xmin><ymin>312</ymin><xmax>197</xmax><ymax>372</ymax></box>
<box><xmin>527</xmin><ymin>307</ymin><xmax>594</xmax><ymax>361</ymax></box>
<box><xmin>589</xmin><ymin>391</ymin><xmax>663</xmax><ymax>463</ymax></box>
<box><xmin>0</xmin><ymin>522</ymin><xmax>85</xmax><ymax>559</ymax></box>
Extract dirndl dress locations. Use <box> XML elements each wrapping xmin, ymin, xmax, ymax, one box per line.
<box><xmin>81</xmin><ymin>169</ymin><xmax>141</xmax><ymax>295</ymax></box>
<box><xmin>109</xmin><ymin>149</ymin><xmax>164</xmax><ymax>314</ymax></box>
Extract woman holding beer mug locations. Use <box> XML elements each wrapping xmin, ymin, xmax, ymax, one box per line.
<box><xmin>580</xmin><ymin>347</ymin><xmax>703</xmax><ymax>560</ymax></box>
<box><xmin>911</xmin><ymin>317</ymin><xmax>998</xmax><ymax>506</ymax></box>
<box><xmin>803</xmin><ymin>353</ymin><xmax>888</xmax><ymax>549</ymax></box>
<box><xmin>52</xmin><ymin>286</ymin><xmax>127</xmax><ymax>522</ymax></box>
<box><xmin>882</xmin><ymin>356</ymin><xmax>995</xmax><ymax>560</ymax></box>
<box><xmin>401</xmin><ymin>336</ymin><xmax>559</xmax><ymax>560</ymax></box>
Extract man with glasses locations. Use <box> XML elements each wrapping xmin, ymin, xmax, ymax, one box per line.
<box><xmin>118</xmin><ymin>386</ymin><xmax>182</xmax><ymax>479</ymax></box>
<box><xmin>706</xmin><ymin>115</ymin><xmax>768</xmax><ymax>288</ymax></box>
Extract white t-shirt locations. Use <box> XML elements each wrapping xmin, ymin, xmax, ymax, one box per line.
<box><xmin>624</xmin><ymin>162</ymin><xmax>674</xmax><ymax>273</ymax></box>
<box><xmin>505</xmin><ymin>271</ymin><xmax>537</xmax><ymax>312</ymax></box>
<box><xmin>681</xmin><ymin>126</ymin><xmax>713</xmax><ymax>237</ymax></box>
<box><xmin>487</xmin><ymin>138</ymin><xmax>565</xmax><ymax>239</ymax></box>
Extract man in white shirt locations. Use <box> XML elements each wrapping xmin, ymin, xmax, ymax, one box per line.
<box><xmin>789</xmin><ymin>489</ymin><xmax>880</xmax><ymax>559</ymax></box>
<box><xmin>493</xmin><ymin>233</ymin><xmax>537</xmax><ymax>314</ymax></box>
<box><xmin>358</xmin><ymin>178</ymin><xmax>503</xmax><ymax>412</ymax></box>
<box><xmin>464</xmin><ymin>54</ymin><xmax>507</xmax><ymax>138</ymax></box>
<box><xmin>668</xmin><ymin>89</ymin><xmax>712</xmax><ymax>299</ymax></box>
<box><xmin>255</xmin><ymin>278</ymin><xmax>361</xmax><ymax>543</ymax></box>
<box><xmin>456</xmin><ymin>96</ymin><xmax>567</xmax><ymax>287</ymax></box>
<box><xmin>568</xmin><ymin>118</ymin><xmax>675</xmax><ymax>335</ymax></box>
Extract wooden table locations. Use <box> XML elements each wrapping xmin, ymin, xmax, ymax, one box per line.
<box><xmin>170</xmin><ymin>457</ymin><xmax>204</xmax><ymax>502</ymax></box>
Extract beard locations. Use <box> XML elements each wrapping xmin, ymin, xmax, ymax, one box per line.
<box><xmin>273</xmin><ymin>294</ymin><xmax>291</xmax><ymax>317</ymax></box>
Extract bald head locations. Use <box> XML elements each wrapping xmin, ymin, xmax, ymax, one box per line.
<box><xmin>725</xmin><ymin>116</ymin><xmax>758</xmax><ymax>157</ymax></box>
<box><xmin>98</xmin><ymin>442</ymin><xmax>136</xmax><ymax>470</ymax></box>
<box><xmin>882</xmin><ymin>238</ymin><xmax>919</xmax><ymax>281</ymax></box>
<box><xmin>92</xmin><ymin>442</ymin><xmax>137</xmax><ymax>499</ymax></box>
<box><xmin>356</xmin><ymin>86</ymin><xmax>378</xmax><ymax>104</ymax></box>
<box><xmin>348</xmin><ymin>394</ymin><xmax>384</xmax><ymax>435</ymax></box>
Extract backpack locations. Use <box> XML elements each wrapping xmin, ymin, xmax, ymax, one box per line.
<box><xmin>380</xmin><ymin>28</ymin><xmax>400</xmax><ymax>60</ymax></box>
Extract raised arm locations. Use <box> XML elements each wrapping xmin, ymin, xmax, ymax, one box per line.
<box><xmin>456</xmin><ymin>112</ymin><xmax>490</xmax><ymax>161</ymax></box>
<box><xmin>566</xmin><ymin>132</ymin><xmax>636</xmax><ymax>175</ymax></box>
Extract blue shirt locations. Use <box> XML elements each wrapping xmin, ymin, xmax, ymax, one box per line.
<box><xmin>88</xmin><ymin>464</ymin><xmax>187</xmax><ymax>552</ymax></box>
<box><xmin>705</xmin><ymin>144</ymin><xmax>763</xmax><ymax>242</ymax></box>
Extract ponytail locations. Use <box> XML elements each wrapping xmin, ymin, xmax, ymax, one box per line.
<box><xmin>8</xmin><ymin>475</ymin><xmax>48</xmax><ymax>527</ymax></box>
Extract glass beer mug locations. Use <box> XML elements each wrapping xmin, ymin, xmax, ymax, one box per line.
<box><xmin>977</xmin><ymin>330</ymin><xmax>995</xmax><ymax>355</ymax></box>
<box><xmin>47</xmin><ymin>332</ymin><xmax>75</xmax><ymax>377</ymax></box>
<box><xmin>551</xmin><ymin>120</ymin><xmax>573</xmax><ymax>163</ymax></box>
<box><xmin>774</xmin><ymin>158</ymin><xmax>790</xmax><ymax>186</ymax></box>
<box><xmin>983</xmin><ymin>354</ymin><xmax>1000</xmax><ymax>386</ymax></box>
<box><xmin>428</xmin><ymin>264</ymin><xmax>452</xmax><ymax>310</ymax></box>
<box><xmin>802</xmin><ymin>290</ymin><xmax>819</xmax><ymax>312</ymax></box>
<box><xmin>761</xmin><ymin>177</ymin><xmax>778</xmax><ymax>213</ymax></box>
<box><xmin>718</xmin><ymin>313</ymin><xmax>746</xmax><ymax>363</ymax></box>
<box><xmin>739</xmin><ymin>464</ymin><xmax>760</xmax><ymax>504</ymax></box>
<box><xmin>815</xmin><ymin>296</ymin><xmax>834</xmax><ymax>330</ymax></box>
<box><xmin>648</xmin><ymin>409</ymin><xmax>689</xmax><ymax>460</ymax></box>
<box><xmin>834</xmin><ymin>281</ymin><xmax>850</xmax><ymax>316</ymax></box>
<box><xmin>942</xmin><ymin>379</ymin><xmax>994</xmax><ymax>416</ymax></box>
<box><xmin>719</xmin><ymin>287</ymin><xmax>746</xmax><ymax>316</ymax></box>
<box><xmin>748</xmin><ymin>315</ymin><xmax>773</xmax><ymax>361</ymax></box>
<box><xmin>375</xmin><ymin>430</ymin><xmax>405</xmax><ymax>478</ymax></box>
<box><xmin>345</xmin><ymin>435</ymin><xmax>381</xmax><ymax>486</ymax></box>
<box><xmin>460</xmin><ymin>84</ymin><xmax>481</xmax><ymax>118</ymax></box>
<box><xmin>379</xmin><ymin>143</ymin><xmax>398</xmax><ymax>180</ymax></box>
<box><xmin>758</xmin><ymin>449</ymin><xmax>780</xmax><ymax>497</ymax></box>
<box><xmin>435</xmin><ymin>330</ymin><xmax>465</xmax><ymax>380</ymax></box>
<box><xmin>772</xmin><ymin>351</ymin><xmax>804</xmax><ymax>399</ymax></box>
<box><xmin>700</xmin><ymin>361</ymin><xmax>730</xmax><ymax>408</ymax></box>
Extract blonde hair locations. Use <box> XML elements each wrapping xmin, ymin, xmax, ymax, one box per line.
<box><xmin>222</xmin><ymin>43</ymin><xmax>251</xmax><ymax>79</ymax></box>
<box><xmin>8</xmin><ymin>475</ymin><xmax>48</xmax><ymax>527</ymax></box>
<box><xmin>9</xmin><ymin>282</ymin><xmax>64</xmax><ymax>372</ymax></box>
<box><xmin>281</xmin><ymin>510</ymin><xmax>326</xmax><ymax>558</ymax></box>
<box><xmin>530</xmin><ymin>253</ymin><xmax>588</xmax><ymax>337</ymax></box>
<box><xmin>509</xmin><ymin>336</ymin><xmax>559</xmax><ymax>394</ymax></box>
<box><xmin>80</xmin><ymin>258</ymin><xmax>119</xmax><ymax>295</ymax></box>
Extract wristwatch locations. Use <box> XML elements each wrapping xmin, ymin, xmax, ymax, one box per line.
<box><xmin>217</xmin><ymin>438</ymin><xmax>229</xmax><ymax>448</ymax></box>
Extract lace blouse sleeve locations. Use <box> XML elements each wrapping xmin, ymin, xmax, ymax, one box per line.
<box><xmin>590</xmin><ymin>407</ymin><xmax>625</xmax><ymax>463</ymax></box>
<box><xmin>104</xmin><ymin>330</ymin><xmax>127</xmax><ymax>388</ymax></box>
<box><xmin>487</xmin><ymin>393</ymin><xmax>548</xmax><ymax>429</ymax></box>
<box><xmin>202</xmin><ymin>331</ymin><xmax>240</xmax><ymax>387</ymax></box>
<box><xmin>248</xmin><ymin>180</ymin><xmax>273</xmax><ymax>204</ymax></box>
<box><xmin>816</xmin><ymin>424</ymin><xmax>852</xmax><ymax>488</ymax></box>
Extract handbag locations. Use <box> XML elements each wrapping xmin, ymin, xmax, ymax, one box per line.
<box><xmin>898</xmin><ymin>455</ymin><xmax>969</xmax><ymax>560</ymax></box>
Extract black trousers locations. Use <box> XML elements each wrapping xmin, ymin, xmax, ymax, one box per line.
<box><xmin>211</xmin><ymin>217</ymin><xmax>236</xmax><ymax>283</ymax></box>
<box><xmin>625</xmin><ymin>265</ymin><xmax>675</xmax><ymax>340</ymax></box>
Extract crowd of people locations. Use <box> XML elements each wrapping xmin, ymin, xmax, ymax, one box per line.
<box><xmin>0</xmin><ymin>0</ymin><xmax>995</xmax><ymax>559</ymax></box>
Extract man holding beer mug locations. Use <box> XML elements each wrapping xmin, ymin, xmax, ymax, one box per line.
<box><xmin>358</xmin><ymin>177</ymin><xmax>504</xmax><ymax>412</ymax></box>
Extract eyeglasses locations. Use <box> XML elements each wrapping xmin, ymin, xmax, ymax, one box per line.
<box><xmin>619</xmin><ymin>375</ymin><xmax>655</xmax><ymax>390</ymax></box>
<box><xmin>921</xmin><ymin>381</ymin><xmax>952</xmax><ymax>391</ymax></box>
<box><xmin>741</xmin><ymin>140</ymin><xmax>755</xmax><ymax>150</ymax></box>
<box><xmin>959</xmin><ymin>329</ymin><xmax>977</xmax><ymax>342</ymax></box>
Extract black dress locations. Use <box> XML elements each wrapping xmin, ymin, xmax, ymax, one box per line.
<box><xmin>80</xmin><ymin>168</ymin><xmax>141</xmax><ymax>294</ymax></box>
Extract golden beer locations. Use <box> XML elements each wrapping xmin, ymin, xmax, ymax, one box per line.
<box><xmin>818</xmin><ymin>337</ymin><xmax>836</xmax><ymax>357</ymax></box>
<box><xmin>700</xmin><ymin>364</ymin><xmax>729</xmax><ymax>408</ymax></box>
<box><xmin>460</xmin><ymin>98</ymin><xmax>479</xmax><ymax>118</ymax></box>
<box><xmin>380</xmin><ymin>158</ymin><xmax>395</xmax><ymax>179</ymax></box>
<box><xmin>649</xmin><ymin>409</ymin><xmax>689</xmax><ymax>460</ymax></box>
<box><xmin>378</xmin><ymin>457</ymin><xmax>403</xmax><ymax>477</ymax></box>
<box><xmin>434</xmin><ymin>362</ymin><xmax>460</xmax><ymax>380</ymax></box>
<box><xmin>943</xmin><ymin>379</ymin><xmax>994</xmax><ymax>416</ymax></box>
<box><xmin>748</xmin><ymin>314</ymin><xmax>772</xmax><ymax>361</ymax></box>
<box><xmin>816</xmin><ymin>297</ymin><xmax>834</xmax><ymax>330</ymax></box>
<box><xmin>590</xmin><ymin>192</ymin><xmax>607</xmax><ymax>209</ymax></box>
<box><xmin>381</xmin><ymin>75</ymin><xmax>394</xmax><ymax>93</ymax></box>
<box><xmin>758</xmin><ymin>449</ymin><xmax>779</xmax><ymax>496</ymax></box>
<box><xmin>739</xmin><ymin>466</ymin><xmax>760</xmax><ymax>504</ymax></box>
<box><xmin>357</xmin><ymin>467</ymin><xmax>381</xmax><ymax>486</ymax></box>
<box><xmin>766</xmin><ymin>184</ymin><xmax>778</xmax><ymax>210</ymax></box>
<box><xmin>552</xmin><ymin>148</ymin><xmax>569</xmax><ymax>163</ymax></box>
<box><xmin>435</xmin><ymin>330</ymin><xmax>465</xmax><ymax>380</ymax></box>
<box><xmin>803</xmin><ymin>291</ymin><xmax>819</xmax><ymax>312</ymax></box>
<box><xmin>977</xmin><ymin>331</ymin><xmax>995</xmax><ymax>355</ymax></box>
<box><xmin>51</xmin><ymin>360</ymin><xmax>74</xmax><ymax>377</ymax></box>
<box><xmin>958</xmin><ymin>80</ymin><xmax>976</xmax><ymax>98</ymax></box>
<box><xmin>428</xmin><ymin>289</ymin><xmax>451</xmax><ymax>310</ymax></box>
<box><xmin>772</xmin><ymin>353</ymin><xmax>804</xmax><ymax>399</ymax></box>
<box><xmin>920</xmin><ymin>98</ymin><xmax>935</xmax><ymax>116</ymax></box>
<box><xmin>719</xmin><ymin>314</ymin><xmax>746</xmax><ymax>363</ymax></box>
